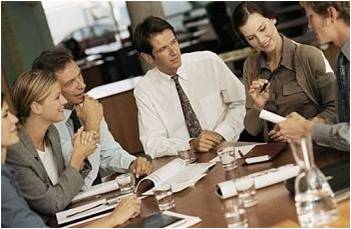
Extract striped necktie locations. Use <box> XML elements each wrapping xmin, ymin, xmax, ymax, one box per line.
<box><xmin>69</xmin><ymin>109</ymin><xmax>81</xmax><ymax>132</ymax></box>
<box><xmin>172</xmin><ymin>74</ymin><xmax>202</xmax><ymax>138</ymax></box>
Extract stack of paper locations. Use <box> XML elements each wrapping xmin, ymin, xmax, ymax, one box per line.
<box><xmin>56</xmin><ymin>197</ymin><xmax>118</xmax><ymax>226</ymax></box>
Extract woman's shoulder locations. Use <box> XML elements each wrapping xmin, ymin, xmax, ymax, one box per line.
<box><xmin>6</xmin><ymin>128</ymin><xmax>36</xmax><ymax>163</ymax></box>
<box><xmin>243</xmin><ymin>52</ymin><xmax>263</xmax><ymax>76</ymax></box>
<box><xmin>295</xmin><ymin>43</ymin><xmax>324</xmax><ymax>58</ymax></box>
<box><xmin>295</xmin><ymin>43</ymin><xmax>330</xmax><ymax>72</ymax></box>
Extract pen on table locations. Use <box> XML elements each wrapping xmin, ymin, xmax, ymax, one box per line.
<box><xmin>238</xmin><ymin>150</ymin><xmax>244</xmax><ymax>158</ymax></box>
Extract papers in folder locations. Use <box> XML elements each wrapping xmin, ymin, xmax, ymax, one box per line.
<box><xmin>56</xmin><ymin>196</ymin><xmax>118</xmax><ymax>226</ymax></box>
<box><xmin>215</xmin><ymin>164</ymin><xmax>300</xmax><ymax>199</ymax></box>
<box><xmin>136</xmin><ymin>158</ymin><xmax>216</xmax><ymax>195</ymax></box>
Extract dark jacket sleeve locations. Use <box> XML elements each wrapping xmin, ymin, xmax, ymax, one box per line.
<box><xmin>1</xmin><ymin>173</ymin><xmax>47</xmax><ymax>228</ymax></box>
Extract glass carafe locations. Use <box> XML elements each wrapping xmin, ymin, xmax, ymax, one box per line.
<box><xmin>289</xmin><ymin>134</ymin><xmax>338</xmax><ymax>227</ymax></box>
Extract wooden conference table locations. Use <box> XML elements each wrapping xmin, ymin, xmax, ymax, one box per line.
<box><xmin>74</xmin><ymin>143</ymin><xmax>349</xmax><ymax>228</ymax></box>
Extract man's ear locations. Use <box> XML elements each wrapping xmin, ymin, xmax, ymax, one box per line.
<box><xmin>140</xmin><ymin>52</ymin><xmax>155</xmax><ymax>65</ymax></box>
<box><xmin>328</xmin><ymin>6</ymin><xmax>338</xmax><ymax>23</ymax></box>
<box><xmin>30</xmin><ymin>101</ymin><xmax>42</xmax><ymax>115</ymax></box>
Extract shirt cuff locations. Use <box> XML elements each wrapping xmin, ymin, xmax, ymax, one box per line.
<box><xmin>138</xmin><ymin>154</ymin><xmax>153</xmax><ymax>161</ymax></box>
<box><xmin>311</xmin><ymin>123</ymin><xmax>331</xmax><ymax>146</ymax></box>
<box><xmin>215</xmin><ymin>124</ymin><xmax>235</xmax><ymax>142</ymax></box>
<box><xmin>125</xmin><ymin>154</ymin><xmax>137</xmax><ymax>169</ymax></box>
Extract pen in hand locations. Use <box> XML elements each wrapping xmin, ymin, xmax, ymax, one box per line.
<box><xmin>259</xmin><ymin>81</ymin><xmax>270</xmax><ymax>93</ymax></box>
<box><xmin>259</xmin><ymin>77</ymin><xmax>272</xmax><ymax>93</ymax></box>
<box><xmin>259</xmin><ymin>67</ymin><xmax>280</xmax><ymax>93</ymax></box>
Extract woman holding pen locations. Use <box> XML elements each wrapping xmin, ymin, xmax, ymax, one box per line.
<box><xmin>231</xmin><ymin>2</ymin><xmax>336</xmax><ymax>142</ymax></box>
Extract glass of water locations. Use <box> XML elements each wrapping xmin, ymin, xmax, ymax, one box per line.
<box><xmin>222</xmin><ymin>197</ymin><xmax>248</xmax><ymax>228</ymax></box>
<box><xmin>234</xmin><ymin>176</ymin><xmax>257</xmax><ymax>208</ymax></box>
<box><xmin>217</xmin><ymin>143</ymin><xmax>238</xmax><ymax>171</ymax></box>
<box><xmin>178</xmin><ymin>149</ymin><xmax>197</xmax><ymax>164</ymax></box>
<box><xmin>115</xmin><ymin>172</ymin><xmax>135</xmax><ymax>194</ymax></box>
<box><xmin>153</xmin><ymin>183</ymin><xmax>175</xmax><ymax>211</ymax></box>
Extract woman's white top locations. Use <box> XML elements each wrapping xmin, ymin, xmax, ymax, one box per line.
<box><xmin>37</xmin><ymin>145</ymin><xmax>59</xmax><ymax>185</ymax></box>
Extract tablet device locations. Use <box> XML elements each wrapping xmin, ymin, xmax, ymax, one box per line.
<box><xmin>124</xmin><ymin>213</ymin><xmax>183</xmax><ymax>228</ymax></box>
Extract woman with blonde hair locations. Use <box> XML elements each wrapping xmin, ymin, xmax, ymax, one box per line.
<box><xmin>2</xmin><ymin>91</ymin><xmax>141</xmax><ymax>227</ymax></box>
<box><xmin>6</xmin><ymin>70</ymin><xmax>141</xmax><ymax>225</ymax></box>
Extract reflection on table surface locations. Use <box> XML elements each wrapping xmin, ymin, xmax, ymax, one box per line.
<box><xmin>69</xmin><ymin>142</ymin><xmax>350</xmax><ymax>228</ymax></box>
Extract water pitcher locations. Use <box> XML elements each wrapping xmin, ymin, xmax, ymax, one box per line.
<box><xmin>289</xmin><ymin>134</ymin><xmax>338</xmax><ymax>227</ymax></box>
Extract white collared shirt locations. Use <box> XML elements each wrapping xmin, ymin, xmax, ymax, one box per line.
<box><xmin>54</xmin><ymin>110</ymin><xmax>135</xmax><ymax>190</ymax></box>
<box><xmin>134</xmin><ymin>51</ymin><xmax>246</xmax><ymax>158</ymax></box>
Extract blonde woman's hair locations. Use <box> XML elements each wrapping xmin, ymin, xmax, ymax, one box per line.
<box><xmin>12</xmin><ymin>70</ymin><xmax>57</xmax><ymax>124</ymax></box>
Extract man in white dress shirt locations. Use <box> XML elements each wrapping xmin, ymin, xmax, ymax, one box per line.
<box><xmin>32</xmin><ymin>49</ymin><xmax>152</xmax><ymax>190</ymax></box>
<box><xmin>133</xmin><ymin>16</ymin><xmax>246</xmax><ymax>158</ymax></box>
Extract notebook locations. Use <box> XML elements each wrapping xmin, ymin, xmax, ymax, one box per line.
<box><xmin>242</xmin><ymin>142</ymin><xmax>287</xmax><ymax>164</ymax></box>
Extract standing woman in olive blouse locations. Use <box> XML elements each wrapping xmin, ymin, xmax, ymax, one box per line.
<box><xmin>231</xmin><ymin>2</ymin><xmax>336</xmax><ymax>142</ymax></box>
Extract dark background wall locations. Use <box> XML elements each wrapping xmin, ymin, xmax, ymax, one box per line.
<box><xmin>2</xmin><ymin>2</ymin><xmax>53</xmax><ymax>85</ymax></box>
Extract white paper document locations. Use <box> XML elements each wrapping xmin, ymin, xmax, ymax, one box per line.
<box><xmin>59</xmin><ymin>194</ymin><xmax>146</xmax><ymax>227</ymax></box>
<box><xmin>215</xmin><ymin>164</ymin><xmax>300</xmax><ymax>199</ymax></box>
<box><xmin>259</xmin><ymin>109</ymin><xmax>287</xmax><ymax>123</ymax></box>
<box><xmin>56</xmin><ymin>197</ymin><xmax>118</xmax><ymax>226</ymax></box>
<box><xmin>136</xmin><ymin>158</ymin><xmax>216</xmax><ymax>195</ymax></box>
<box><xmin>71</xmin><ymin>179</ymin><xmax>119</xmax><ymax>203</ymax></box>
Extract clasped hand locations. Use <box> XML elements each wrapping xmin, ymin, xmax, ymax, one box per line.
<box><xmin>129</xmin><ymin>157</ymin><xmax>153</xmax><ymax>178</ymax></box>
<box><xmin>190</xmin><ymin>130</ymin><xmax>224</xmax><ymax>152</ymax></box>
<box><xmin>76</xmin><ymin>95</ymin><xmax>103</xmax><ymax>133</ymax></box>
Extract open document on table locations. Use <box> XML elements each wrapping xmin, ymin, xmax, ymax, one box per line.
<box><xmin>136</xmin><ymin>158</ymin><xmax>216</xmax><ymax>195</ymax></box>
